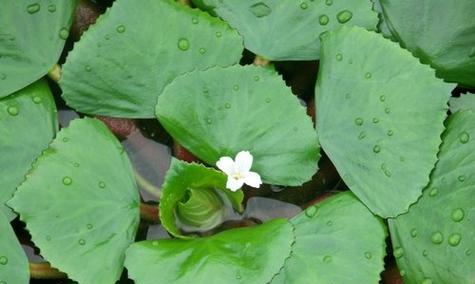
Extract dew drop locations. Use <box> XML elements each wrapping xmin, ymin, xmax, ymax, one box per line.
<box><xmin>354</xmin><ymin>117</ymin><xmax>363</xmax><ymax>126</ymax></box>
<box><xmin>0</xmin><ymin>73</ymin><xmax>6</xmax><ymax>80</ymax></box>
<box><xmin>27</xmin><ymin>3</ymin><xmax>41</xmax><ymax>14</ymax></box>
<box><xmin>191</xmin><ymin>17</ymin><xmax>199</xmax><ymax>24</ymax></box>
<box><xmin>373</xmin><ymin>145</ymin><xmax>381</xmax><ymax>153</ymax></box>
<box><xmin>459</xmin><ymin>131</ymin><xmax>470</xmax><ymax>144</ymax></box>
<box><xmin>422</xmin><ymin>250</ymin><xmax>428</xmax><ymax>257</ymax></box>
<box><xmin>448</xmin><ymin>233</ymin><xmax>461</xmax><ymax>247</ymax></box>
<box><xmin>46</xmin><ymin>235</ymin><xmax>52</xmax><ymax>241</ymax></box>
<box><xmin>177</xmin><ymin>38</ymin><xmax>190</xmax><ymax>51</ymax></box>
<box><xmin>253</xmin><ymin>75</ymin><xmax>260</xmax><ymax>81</ymax></box>
<box><xmin>305</xmin><ymin>206</ymin><xmax>318</xmax><ymax>218</ymax></box>
<box><xmin>86</xmin><ymin>224</ymin><xmax>94</xmax><ymax>230</ymax></box>
<box><xmin>215</xmin><ymin>31</ymin><xmax>222</xmax><ymax>38</ymax></box>
<box><xmin>249</xmin><ymin>2</ymin><xmax>272</xmax><ymax>17</ymax></box>
<box><xmin>410</xmin><ymin>229</ymin><xmax>418</xmax><ymax>238</ymax></box>
<box><xmin>116</xmin><ymin>25</ymin><xmax>126</xmax><ymax>33</ymax></box>
<box><xmin>364</xmin><ymin>252</ymin><xmax>372</xmax><ymax>259</ymax></box>
<box><xmin>379</xmin><ymin>95</ymin><xmax>386</xmax><ymax>102</ymax></box>
<box><xmin>451</xmin><ymin>208</ymin><xmax>465</xmax><ymax>222</ymax></box>
<box><xmin>319</xmin><ymin>14</ymin><xmax>329</xmax><ymax>25</ymax></box>
<box><xmin>7</xmin><ymin>106</ymin><xmax>19</xmax><ymax>116</ymax></box>
<box><xmin>335</xmin><ymin>53</ymin><xmax>343</xmax><ymax>61</ymax></box>
<box><xmin>364</xmin><ymin>72</ymin><xmax>372</xmax><ymax>79</ymax></box>
<box><xmin>384</xmin><ymin>107</ymin><xmax>391</xmax><ymax>114</ymax></box>
<box><xmin>422</xmin><ymin>278</ymin><xmax>433</xmax><ymax>284</ymax></box>
<box><xmin>78</xmin><ymin>239</ymin><xmax>86</xmax><ymax>246</ymax></box>
<box><xmin>62</xmin><ymin>137</ymin><xmax>69</xmax><ymax>142</ymax></box>
<box><xmin>326</xmin><ymin>220</ymin><xmax>333</xmax><ymax>226</ymax></box>
<box><xmin>48</xmin><ymin>4</ymin><xmax>56</xmax><ymax>12</ymax></box>
<box><xmin>323</xmin><ymin>255</ymin><xmax>332</xmax><ymax>263</ymax></box>
<box><xmin>32</xmin><ymin>96</ymin><xmax>42</xmax><ymax>104</ymax></box>
<box><xmin>0</xmin><ymin>256</ymin><xmax>8</xmax><ymax>265</ymax></box>
<box><xmin>387</xmin><ymin>130</ymin><xmax>394</xmax><ymax>136</ymax></box>
<box><xmin>62</xmin><ymin>176</ymin><xmax>72</xmax><ymax>185</ymax></box>
<box><xmin>325</xmin><ymin>0</ymin><xmax>333</xmax><ymax>6</ymax></box>
<box><xmin>235</xmin><ymin>271</ymin><xmax>242</xmax><ymax>280</ymax></box>
<box><xmin>429</xmin><ymin>188</ymin><xmax>438</xmax><ymax>197</ymax></box>
<box><xmin>431</xmin><ymin>232</ymin><xmax>443</xmax><ymax>244</ymax></box>
<box><xmin>199</xmin><ymin>47</ymin><xmax>206</xmax><ymax>54</ymax></box>
<box><xmin>99</xmin><ymin>181</ymin><xmax>106</xmax><ymax>188</ymax></box>
<box><xmin>265</xmin><ymin>97</ymin><xmax>272</xmax><ymax>103</ymax></box>
<box><xmin>400</xmin><ymin>270</ymin><xmax>406</xmax><ymax>277</ymax></box>
<box><xmin>224</xmin><ymin>103</ymin><xmax>231</xmax><ymax>109</ymax></box>
<box><xmin>358</xmin><ymin>131</ymin><xmax>367</xmax><ymax>140</ymax></box>
<box><xmin>458</xmin><ymin>175</ymin><xmax>466</xmax><ymax>182</ymax></box>
<box><xmin>300</xmin><ymin>2</ymin><xmax>308</xmax><ymax>9</ymax></box>
<box><xmin>73</xmin><ymin>162</ymin><xmax>80</xmax><ymax>168</ymax></box>
<box><xmin>233</xmin><ymin>84</ymin><xmax>239</xmax><ymax>91</ymax></box>
<box><xmin>59</xmin><ymin>28</ymin><xmax>69</xmax><ymax>40</ymax></box>
<box><xmin>206</xmin><ymin>118</ymin><xmax>212</xmax><ymax>124</ymax></box>
<box><xmin>84</xmin><ymin>65</ymin><xmax>92</xmax><ymax>72</ymax></box>
<box><xmin>337</xmin><ymin>10</ymin><xmax>353</xmax><ymax>24</ymax></box>
<box><xmin>393</xmin><ymin>247</ymin><xmax>404</xmax><ymax>258</ymax></box>
<box><xmin>372</xmin><ymin>117</ymin><xmax>380</xmax><ymax>123</ymax></box>
<box><xmin>466</xmin><ymin>249</ymin><xmax>472</xmax><ymax>256</ymax></box>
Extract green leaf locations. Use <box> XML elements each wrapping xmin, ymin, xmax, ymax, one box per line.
<box><xmin>0</xmin><ymin>211</ymin><xmax>29</xmax><ymax>284</ymax></box>
<box><xmin>8</xmin><ymin>118</ymin><xmax>140</xmax><ymax>284</ymax></box>
<box><xmin>160</xmin><ymin>158</ymin><xmax>243</xmax><ymax>239</ymax></box>
<box><xmin>272</xmin><ymin>192</ymin><xmax>387</xmax><ymax>284</ymax></box>
<box><xmin>0</xmin><ymin>80</ymin><xmax>57</xmax><ymax>221</ymax></box>
<box><xmin>379</xmin><ymin>0</ymin><xmax>475</xmax><ymax>87</ymax></box>
<box><xmin>125</xmin><ymin>218</ymin><xmax>294</xmax><ymax>284</ymax></box>
<box><xmin>156</xmin><ymin>65</ymin><xmax>320</xmax><ymax>186</ymax></box>
<box><xmin>209</xmin><ymin>0</ymin><xmax>378</xmax><ymax>60</ymax></box>
<box><xmin>60</xmin><ymin>0</ymin><xmax>243</xmax><ymax>118</ymax></box>
<box><xmin>450</xmin><ymin>93</ymin><xmax>475</xmax><ymax>113</ymax></box>
<box><xmin>0</xmin><ymin>0</ymin><xmax>76</xmax><ymax>97</ymax></box>
<box><xmin>316</xmin><ymin>26</ymin><xmax>454</xmax><ymax>218</ymax></box>
<box><xmin>389</xmin><ymin>111</ymin><xmax>475</xmax><ymax>284</ymax></box>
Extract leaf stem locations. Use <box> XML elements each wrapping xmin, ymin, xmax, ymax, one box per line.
<box><xmin>140</xmin><ymin>202</ymin><xmax>160</xmax><ymax>223</ymax></box>
<box><xmin>253</xmin><ymin>55</ymin><xmax>270</xmax><ymax>67</ymax></box>
<box><xmin>29</xmin><ymin>262</ymin><xmax>66</xmax><ymax>279</ymax></box>
<box><xmin>47</xmin><ymin>64</ymin><xmax>61</xmax><ymax>82</ymax></box>
<box><xmin>134</xmin><ymin>169</ymin><xmax>161</xmax><ymax>198</ymax></box>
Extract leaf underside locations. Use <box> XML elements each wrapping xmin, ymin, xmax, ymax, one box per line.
<box><xmin>0</xmin><ymin>80</ymin><xmax>57</xmax><ymax>221</ymax></box>
<box><xmin>379</xmin><ymin>0</ymin><xmax>475</xmax><ymax>87</ymax></box>
<box><xmin>156</xmin><ymin>65</ymin><xmax>320</xmax><ymax>186</ymax></box>
<box><xmin>389</xmin><ymin>111</ymin><xmax>475</xmax><ymax>284</ymax></box>
<box><xmin>8</xmin><ymin>118</ymin><xmax>140</xmax><ymax>284</ymax></box>
<box><xmin>0</xmin><ymin>0</ymin><xmax>76</xmax><ymax>97</ymax></box>
<box><xmin>60</xmin><ymin>0</ymin><xmax>243</xmax><ymax>118</ymax></box>
<box><xmin>316</xmin><ymin>26</ymin><xmax>454</xmax><ymax>218</ymax></box>
<box><xmin>211</xmin><ymin>0</ymin><xmax>378</xmax><ymax>60</ymax></box>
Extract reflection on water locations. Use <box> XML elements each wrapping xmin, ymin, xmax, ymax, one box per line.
<box><xmin>122</xmin><ymin>129</ymin><xmax>171</xmax><ymax>202</ymax></box>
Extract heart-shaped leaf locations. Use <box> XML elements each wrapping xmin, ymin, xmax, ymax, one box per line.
<box><xmin>156</xmin><ymin>65</ymin><xmax>320</xmax><ymax>186</ymax></box>
<box><xmin>379</xmin><ymin>0</ymin><xmax>475</xmax><ymax>87</ymax></box>
<box><xmin>0</xmin><ymin>80</ymin><xmax>57</xmax><ymax>221</ymax></box>
<box><xmin>8</xmin><ymin>118</ymin><xmax>140</xmax><ymax>284</ymax></box>
<box><xmin>272</xmin><ymin>192</ymin><xmax>387</xmax><ymax>283</ymax></box>
<box><xmin>160</xmin><ymin>158</ymin><xmax>244</xmax><ymax>239</ymax></box>
<box><xmin>0</xmin><ymin>0</ymin><xmax>76</xmax><ymax>97</ymax></box>
<box><xmin>209</xmin><ymin>0</ymin><xmax>378</xmax><ymax>60</ymax></box>
<box><xmin>0</xmin><ymin>211</ymin><xmax>29</xmax><ymax>284</ymax></box>
<box><xmin>316</xmin><ymin>26</ymin><xmax>454</xmax><ymax>217</ymax></box>
<box><xmin>125</xmin><ymin>219</ymin><xmax>294</xmax><ymax>284</ymax></box>
<box><xmin>450</xmin><ymin>93</ymin><xmax>475</xmax><ymax>113</ymax></box>
<box><xmin>389</xmin><ymin>111</ymin><xmax>475</xmax><ymax>284</ymax></box>
<box><xmin>60</xmin><ymin>0</ymin><xmax>243</xmax><ymax>118</ymax></box>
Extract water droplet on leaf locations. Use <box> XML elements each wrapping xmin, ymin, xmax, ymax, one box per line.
<box><xmin>354</xmin><ymin>117</ymin><xmax>363</xmax><ymax>126</ymax></box>
<box><xmin>431</xmin><ymin>232</ymin><xmax>443</xmax><ymax>244</ymax></box>
<box><xmin>364</xmin><ymin>72</ymin><xmax>372</xmax><ymax>79</ymax></box>
<box><xmin>325</xmin><ymin>0</ymin><xmax>333</xmax><ymax>5</ymax></box>
<box><xmin>78</xmin><ymin>239</ymin><xmax>86</xmax><ymax>246</ymax></box>
<box><xmin>451</xmin><ymin>208</ymin><xmax>465</xmax><ymax>222</ymax></box>
<box><xmin>410</xmin><ymin>229</ymin><xmax>418</xmax><ymax>238</ymax></box>
<box><xmin>323</xmin><ymin>255</ymin><xmax>332</xmax><ymax>263</ymax></box>
<box><xmin>448</xmin><ymin>233</ymin><xmax>461</xmax><ymax>247</ymax></box>
<box><xmin>0</xmin><ymin>256</ymin><xmax>8</xmax><ymax>265</ymax></box>
<box><xmin>429</xmin><ymin>188</ymin><xmax>438</xmax><ymax>197</ymax></box>
<box><xmin>319</xmin><ymin>15</ymin><xmax>329</xmax><ymax>25</ymax></box>
<box><xmin>116</xmin><ymin>25</ymin><xmax>126</xmax><ymax>33</ymax></box>
<box><xmin>32</xmin><ymin>96</ymin><xmax>42</xmax><ymax>104</ymax></box>
<box><xmin>27</xmin><ymin>3</ymin><xmax>40</xmax><ymax>14</ymax></box>
<box><xmin>379</xmin><ymin>95</ymin><xmax>386</xmax><ymax>102</ymax></box>
<box><xmin>233</xmin><ymin>84</ymin><xmax>239</xmax><ymax>91</ymax></box>
<box><xmin>59</xmin><ymin>28</ymin><xmax>69</xmax><ymax>40</ymax></box>
<box><xmin>422</xmin><ymin>278</ymin><xmax>433</xmax><ymax>284</ymax></box>
<box><xmin>305</xmin><ymin>206</ymin><xmax>317</xmax><ymax>218</ymax></box>
<box><xmin>224</xmin><ymin>103</ymin><xmax>231</xmax><ymax>109</ymax></box>
<box><xmin>372</xmin><ymin>117</ymin><xmax>379</xmax><ymax>123</ymax></box>
<box><xmin>7</xmin><ymin>106</ymin><xmax>19</xmax><ymax>116</ymax></box>
<box><xmin>458</xmin><ymin>175</ymin><xmax>466</xmax><ymax>182</ymax></box>
<box><xmin>192</xmin><ymin>17</ymin><xmax>199</xmax><ymax>24</ymax></box>
<box><xmin>337</xmin><ymin>10</ymin><xmax>353</xmax><ymax>23</ymax></box>
<box><xmin>335</xmin><ymin>53</ymin><xmax>343</xmax><ymax>61</ymax></box>
<box><xmin>177</xmin><ymin>38</ymin><xmax>190</xmax><ymax>51</ymax></box>
<box><xmin>364</xmin><ymin>252</ymin><xmax>372</xmax><ymax>259</ymax></box>
<box><xmin>373</xmin><ymin>145</ymin><xmax>381</xmax><ymax>153</ymax></box>
<box><xmin>99</xmin><ymin>181</ymin><xmax>106</xmax><ymax>188</ymax></box>
<box><xmin>300</xmin><ymin>2</ymin><xmax>308</xmax><ymax>9</ymax></box>
<box><xmin>358</xmin><ymin>131</ymin><xmax>366</xmax><ymax>140</ymax></box>
<box><xmin>87</xmin><ymin>224</ymin><xmax>94</xmax><ymax>230</ymax></box>
<box><xmin>62</xmin><ymin>176</ymin><xmax>72</xmax><ymax>185</ymax></box>
<box><xmin>459</xmin><ymin>131</ymin><xmax>470</xmax><ymax>144</ymax></box>
<box><xmin>199</xmin><ymin>48</ymin><xmax>206</xmax><ymax>54</ymax></box>
<box><xmin>47</xmin><ymin>4</ymin><xmax>56</xmax><ymax>12</ymax></box>
<box><xmin>249</xmin><ymin>2</ymin><xmax>271</xmax><ymax>17</ymax></box>
<box><xmin>387</xmin><ymin>130</ymin><xmax>394</xmax><ymax>136</ymax></box>
<box><xmin>394</xmin><ymin>247</ymin><xmax>404</xmax><ymax>258</ymax></box>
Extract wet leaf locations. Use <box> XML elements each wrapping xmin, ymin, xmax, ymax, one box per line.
<box><xmin>60</xmin><ymin>0</ymin><xmax>243</xmax><ymax>118</ymax></box>
<box><xmin>389</xmin><ymin>111</ymin><xmax>475</xmax><ymax>284</ymax></box>
<box><xmin>0</xmin><ymin>0</ymin><xmax>76</xmax><ymax>97</ymax></box>
<box><xmin>8</xmin><ymin>118</ymin><xmax>140</xmax><ymax>284</ymax></box>
<box><xmin>156</xmin><ymin>65</ymin><xmax>320</xmax><ymax>186</ymax></box>
<box><xmin>0</xmin><ymin>80</ymin><xmax>57</xmax><ymax>221</ymax></box>
<box><xmin>316</xmin><ymin>26</ymin><xmax>454</xmax><ymax>217</ymax></box>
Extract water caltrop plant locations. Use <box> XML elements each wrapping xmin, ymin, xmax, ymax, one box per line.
<box><xmin>0</xmin><ymin>0</ymin><xmax>474</xmax><ymax>283</ymax></box>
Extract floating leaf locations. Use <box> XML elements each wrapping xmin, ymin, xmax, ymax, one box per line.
<box><xmin>125</xmin><ymin>219</ymin><xmax>294</xmax><ymax>284</ymax></box>
<box><xmin>450</xmin><ymin>93</ymin><xmax>475</xmax><ymax>113</ymax></box>
<box><xmin>316</xmin><ymin>26</ymin><xmax>454</xmax><ymax>217</ymax></box>
<box><xmin>272</xmin><ymin>192</ymin><xmax>387</xmax><ymax>283</ymax></box>
<box><xmin>0</xmin><ymin>0</ymin><xmax>76</xmax><ymax>97</ymax></box>
<box><xmin>0</xmin><ymin>211</ymin><xmax>29</xmax><ymax>284</ymax></box>
<box><xmin>0</xmin><ymin>80</ymin><xmax>57</xmax><ymax>220</ymax></box>
<box><xmin>389</xmin><ymin>111</ymin><xmax>475</xmax><ymax>284</ymax></box>
<box><xmin>209</xmin><ymin>0</ymin><xmax>378</xmax><ymax>60</ymax></box>
<box><xmin>156</xmin><ymin>65</ymin><xmax>320</xmax><ymax>186</ymax></box>
<box><xmin>379</xmin><ymin>0</ymin><xmax>475</xmax><ymax>87</ymax></box>
<box><xmin>8</xmin><ymin>118</ymin><xmax>140</xmax><ymax>284</ymax></box>
<box><xmin>60</xmin><ymin>0</ymin><xmax>243</xmax><ymax>118</ymax></box>
<box><xmin>160</xmin><ymin>158</ymin><xmax>244</xmax><ymax>239</ymax></box>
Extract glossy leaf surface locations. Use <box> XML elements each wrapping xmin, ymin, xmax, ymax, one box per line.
<box><xmin>316</xmin><ymin>26</ymin><xmax>454</xmax><ymax>217</ymax></box>
<box><xmin>8</xmin><ymin>118</ymin><xmax>140</xmax><ymax>284</ymax></box>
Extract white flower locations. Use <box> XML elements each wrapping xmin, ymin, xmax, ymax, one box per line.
<box><xmin>216</xmin><ymin>151</ymin><xmax>262</xmax><ymax>191</ymax></box>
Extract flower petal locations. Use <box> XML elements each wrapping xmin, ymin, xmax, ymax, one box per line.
<box><xmin>216</xmin><ymin>156</ymin><xmax>235</xmax><ymax>176</ymax></box>
<box><xmin>226</xmin><ymin>177</ymin><xmax>244</xmax><ymax>192</ymax></box>
<box><xmin>244</xmin><ymin>171</ymin><xmax>262</xmax><ymax>188</ymax></box>
<box><xmin>235</xmin><ymin>150</ymin><xmax>253</xmax><ymax>173</ymax></box>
